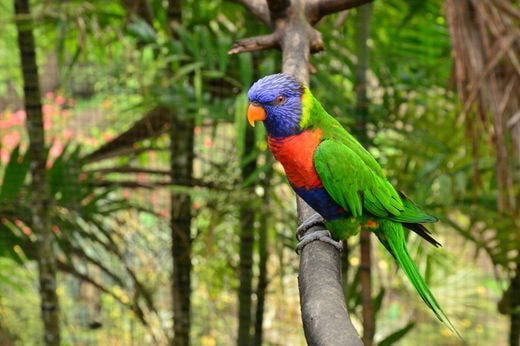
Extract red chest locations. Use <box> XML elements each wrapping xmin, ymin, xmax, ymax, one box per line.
<box><xmin>268</xmin><ymin>129</ymin><xmax>323</xmax><ymax>189</ymax></box>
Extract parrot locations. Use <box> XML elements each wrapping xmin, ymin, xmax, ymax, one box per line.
<box><xmin>246</xmin><ymin>73</ymin><xmax>461</xmax><ymax>338</ymax></box>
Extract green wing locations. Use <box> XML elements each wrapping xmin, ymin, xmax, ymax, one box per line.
<box><xmin>314</xmin><ymin>139</ymin><xmax>404</xmax><ymax>218</ymax></box>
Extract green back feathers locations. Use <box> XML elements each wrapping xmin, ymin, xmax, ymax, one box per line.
<box><xmin>304</xmin><ymin>88</ymin><xmax>405</xmax><ymax>219</ymax></box>
<box><xmin>305</xmin><ymin>86</ymin><xmax>460</xmax><ymax>338</ymax></box>
<box><xmin>314</xmin><ymin>140</ymin><xmax>404</xmax><ymax>219</ymax></box>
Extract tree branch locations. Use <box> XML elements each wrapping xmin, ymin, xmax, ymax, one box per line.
<box><xmin>82</xmin><ymin>106</ymin><xmax>171</xmax><ymax>164</ymax></box>
<box><xmin>299</xmin><ymin>235</ymin><xmax>363</xmax><ymax>345</ymax></box>
<box><xmin>266</xmin><ymin>0</ymin><xmax>291</xmax><ymax>20</ymax></box>
<box><xmin>87</xmin><ymin>166</ymin><xmax>172</xmax><ymax>176</ymax></box>
<box><xmin>308</xmin><ymin>0</ymin><xmax>373</xmax><ymax>24</ymax></box>
<box><xmin>226</xmin><ymin>0</ymin><xmax>271</xmax><ymax>26</ymax></box>
<box><xmin>229</xmin><ymin>33</ymin><xmax>279</xmax><ymax>54</ymax></box>
<box><xmin>91</xmin><ymin>179</ymin><xmax>231</xmax><ymax>191</ymax></box>
<box><xmin>56</xmin><ymin>260</ymin><xmax>149</xmax><ymax>327</ymax></box>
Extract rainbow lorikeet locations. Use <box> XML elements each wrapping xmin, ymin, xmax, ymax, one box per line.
<box><xmin>247</xmin><ymin>73</ymin><xmax>461</xmax><ymax>337</ymax></box>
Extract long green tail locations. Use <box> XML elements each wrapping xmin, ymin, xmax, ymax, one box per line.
<box><xmin>376</xmin><ymin>220</ymin><xmax>462</xmax><ymax>339</ymax></box>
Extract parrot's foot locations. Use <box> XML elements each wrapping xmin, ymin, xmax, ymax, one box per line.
<box><xmin>296</xmin><ymin>213</ymin><xmax>325</xmax><ymax>238</ymax></box>
<box><xmin>296</xmin><ymin>230</ymin><xmax>343</xmax><ymax>254</ymax></box>
<box><xmin>296</xmin><ymin>213</ymin><xmax>342</xmax><ymax>254</ymax></box>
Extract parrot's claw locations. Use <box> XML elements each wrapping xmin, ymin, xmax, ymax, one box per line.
<box><xmin>296</xmin><ymin>230</ymin><xmax>343</xmax><ymax>254</ymax></box>
<box><xmin>296</xmin><ymin>213</ymin><xmax>325</xmax><ymax>239</ymax></box>
<box><xmin>296</xmin><ymin>213</ymin><xmax>342</xmax><ymax>254</ymax></box>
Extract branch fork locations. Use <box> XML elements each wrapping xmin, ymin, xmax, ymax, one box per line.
<box><xmin>228</xmin><ymin>0</ymin><xmax>369</xmax><ymax>56</ymax></box>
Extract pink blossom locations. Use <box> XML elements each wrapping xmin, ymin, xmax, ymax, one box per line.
<box><xmin>136</xmin><ymin>173</ymin><xmax>147</xmax><ymax>183</ymax></box>
<box><xmin>0</xmin><ymin>119</ymin><xmax>13</xmax><ymax>129</ymax></box>
<box><xmin>55</xmin><ymin>95</ymin><xmax>65</xmax><ymax>106</ymax></box>
<box><xmin>103</xmin><ymin>131</ymin><xmax>114</xmax><ymax>141</ymax></box>
<box><xmin>204</xmin><ymin>138</ymin><xmax>213</xmax><ymax>148</ymax></box>
<box><xmin>49</xmin><ymin>139</ymin><xmax>64</xmax><ymax>159</ymax></box>
<box><xmin>13</xmin><ymin>110</ymin><xmax>26</xmax><ymax>125</ymax></box>
<box><xmin>0</xmin><ymin>148</ymin><xmax>9</xmax><ymax>164</ymax></box>
<box><xmin>63</xmin><ymin>129</ymin><xmax>74</xmax><ymax>140</ymax></box>
<box><xmin>44</xmin><ymin>117</ymin><xmax>52</xmax><ymax>130</ymax></box>
<box><xmin>2</xmin><ymin>132</ymin><xmax>21</xmax><ymax>149</ymax></box>
<box><xmin>42</xmin><ymin>104</ymin><xmax>54</xmax><ymax>115</ymax></box>
<box><xmin>85</xmin><ymin>137</ymin><xmax>98</xmax><ymax>146</ymax></box>
<box><xmin>21</xmin><ymin>226</ymin><xmax>32</xmax><ymax>236</ymax></box>
<box><xmin>16</xmin><ymin>220</ymin><xmax>32</xmax><ymax>236</ymax></box>
<box><xmin>0</xmin><ymin>111</ymin><xmax>16</xmax><ymax>129</ymax></box>
<box><xmin>45</xmin><ymin>91</ymin><xmax>55</xmax><ymax>99</ymax></box>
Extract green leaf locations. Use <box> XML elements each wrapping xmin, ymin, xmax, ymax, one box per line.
<box><xmin>378</xmin><ymin>322</ymin><xmax>415</xmax><ymax>346</ymax></box>
<box><xmin>0</xmin><ymin>223</ymin><xmax>26</xmax><ymax>264</ymax></box>
<box><xmin>238</xmin><ymin>53</ymin><xmax>253</xmax><ymax>86</ymax></box>
<box><xmin>0</xmin><ymin>146</ymin><xmax>30</xmax><ymax>202</ymax></box>
<box><xmin>127</xmin><ymin>18</ymin><xmax>157</xmax><ymax>44</ymax></box>
<box><xmin>373</xmin><ymin>287</ymin><xmax>386</xmax><ymax>315</ymax></box>
<box><xmin>234</xmin><ymin>92</ymin><xmax>248</xmax><ymax>157</ymax></box>
<box><xmin>347</xmin><ymin>267</ymin><xmax>362</xmax><ymax>311</ymax></box>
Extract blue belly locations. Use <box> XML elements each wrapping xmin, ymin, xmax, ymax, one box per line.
<box><xmin>293</xmin><ymin>186</ymin><xmax>347</xmax><ymax>220</ymax></box>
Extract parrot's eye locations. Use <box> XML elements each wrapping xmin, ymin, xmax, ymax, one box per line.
<box><xmin>274</xmin><ymin>95</ymin><xmax>286</xmax><ymax>105</ymax></box>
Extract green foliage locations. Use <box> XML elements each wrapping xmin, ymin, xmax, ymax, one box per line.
<box><xmin>378</xmin><ymin>322</ymin><xmax>415</xmax><ymax>346</ymax></box>
<box><xmin>0</xmin><ymin>0</ymin><xmax>516</xmax><ymax>344</ymax></box>
<box><xmin>0</xmin><ymin>146</ymin><xmax>30</xmax><ymax>203</ymax></box>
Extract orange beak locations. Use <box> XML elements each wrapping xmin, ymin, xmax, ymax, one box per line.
<box><xmin>247</xmin><ymin>103</ymin><xmax>266</xmax><ymax>127</ymax></box>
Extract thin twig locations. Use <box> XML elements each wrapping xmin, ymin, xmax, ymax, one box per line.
<box><xmin>228</xmin><ymin>33</ymin><xmax>279</xmax><ymax>54</ymax></box>
<box><xmin>308</xmin><ymin>0</ymin><xmax>373</xmax><ymax>23</ymax></box>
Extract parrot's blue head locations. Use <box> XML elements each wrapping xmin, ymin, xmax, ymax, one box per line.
<box><xmin>247</xmin><ymin>73</ymin><xmax>304</xmax><ymax>138</ymax></box>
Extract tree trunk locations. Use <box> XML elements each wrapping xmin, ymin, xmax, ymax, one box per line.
<box><xmin>167</xmin><ymin>1</ymin><xmax>194</xmax><ymax>345</ymax></box>
<box><xmin>511</xmin><ymin>262</ymin><xmax>520</xmax><ymax>346</ymax></box>
<box><xmin>14</xmin><ymin>0</ymin><xmax>60</xmax><ymax>344</ymax></box>
<box><xmin>359</xmin><ymin>231</ymin><xmax>374</xmax><ymax>345</ymax></box>
<box><xmin>170</xmin><ymin>115</ymin><xmax>194</xmax><ymax>346</ymax></box>
<box><xmin>354</xmin><ymin>4</ymin><xmax>375</xmax><ymax>346</ymax></box>
<box><xmin>254</xmin><ymin>157</ymin><xmax>273</xmax><ymax>346</ymax></box>
<box><xmin>237</xmin><ymin>124</ymin><xmax>257</xmax><ymax>345</ymax></box>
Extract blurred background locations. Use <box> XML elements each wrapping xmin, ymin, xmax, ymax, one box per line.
<box><xmin>0</xmin><ymin>0</ymin><xmax>519</xmax><ymax>345</ymax></box>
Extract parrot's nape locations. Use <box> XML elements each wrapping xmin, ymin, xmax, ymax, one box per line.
<box><xmin>246</xmin><ymin>73</ymin><xmax>462</xmax><ymax>339</ymax></box>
